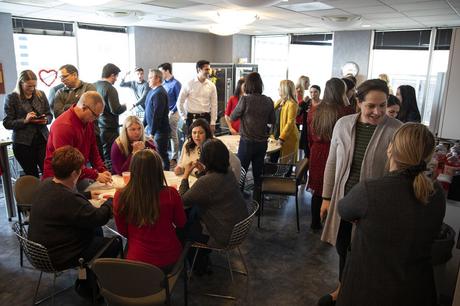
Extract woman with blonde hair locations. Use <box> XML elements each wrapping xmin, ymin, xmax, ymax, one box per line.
<box><xmin>113</xmin><ymin>149</ymin><xmax>186</xmax><ymax>272</ymax></box>
<box><xmin>275</xmin><ymin>80</ymin><xmax>299</xmax><ymax>162</ymax></box>
<box><xmin>307</xmin><ymin>78</ymin><xmax>353</xmax><ymax>231</ymax></box>
<box><xmin>110</xmin><ymin>115</ymin><xmax>156</xmax><ymax>174</ymax></box>
<box><xmin>336</xmin><ymin>123</ymin><xmax>445</xmax><ymax>306</ymax></box>
<box><xmin>3</xmin><ymin>70</ymin><xmax>53</xmax><ymax>177</ymax></box>
<box><xmin>378</xmin><ymin>73</ymin><xmax>393</xmax><ymax>94</ymax></box>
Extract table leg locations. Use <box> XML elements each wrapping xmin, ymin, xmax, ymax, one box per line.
<box><xmin>0</xmin><ymin>145</ymin><xmax>16</xmax><ymax>220</ymax></box>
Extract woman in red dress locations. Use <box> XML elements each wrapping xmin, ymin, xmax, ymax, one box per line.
<box><xmin>224</xmin><ymin>78</ymin><xmax>244</xmax><ymax>135</ymax></box>
<box><xmin>307</xmin><ymin>79</ymin><xmax>353</xmax><ymax>230</ymax></box>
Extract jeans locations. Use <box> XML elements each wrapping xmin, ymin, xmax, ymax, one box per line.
<box><xmin>237</xmin><ymin>138</ymin><xmax>267</xmax><ymax>203</ymax></box>
<box><xmin>168</xmin><ymin>111</ymin><xmax>180</xmax><ymax>161</ymax></box>
<box><xmin>154</xmin><ymin>131</ymin><xmax>170</xmax><ymax>170</ymax></box>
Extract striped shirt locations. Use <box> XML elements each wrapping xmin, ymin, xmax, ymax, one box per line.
<box><xmin>344</xmin><ymin>122</ymin><xmax>377</xmax><ymax>195</ymax></box>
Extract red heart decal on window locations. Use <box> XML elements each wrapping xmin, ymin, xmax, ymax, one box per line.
<box><xmin>38</xmin><ymin>69</ymin><xmax>58</xmax><ymax>87</ymax></box>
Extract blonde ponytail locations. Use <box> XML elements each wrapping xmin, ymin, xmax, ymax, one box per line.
<box><xmin>413</xmin><ymin>171</ymin><xmax>434</xmax><ymax>204</ymax></box>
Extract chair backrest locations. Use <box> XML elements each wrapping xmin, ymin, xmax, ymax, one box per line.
<box><xmin>295</xmin><ymin>158</ymin><xmax>309</xmax><ymax>182</ymax></box>
<box><xmin>239</xmin><ymin>167</ymin><xmax>247</xmax><ymax>191</ymax></box>
<box><xmin>11</xmin><ymin>222</ymin><xmax>57</xmax><ymax>273</ymax></box>
<box><xmin>92</xmin><ymin>258</ymin><xmax>167</xmax><ymax>305</ymax></box>
<box><xmin>14</xmin><ymin>175</ymin><xmax>40</xmax><ymax>205</ymax></box>
<box><xmin>227</xmin><ymin>200</ymin><xmax>259</xmax><ymax>249</ymax></box>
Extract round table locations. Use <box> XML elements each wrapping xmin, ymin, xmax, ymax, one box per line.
<box><xmin>217</xmin><ymin>135</ymin><xmax>281</xmax><ymax>154</ymax></box>
<box><xmin>86</xmin><ymin>171</ymin><xmax>196</xmax><ymax>207</ymax></box>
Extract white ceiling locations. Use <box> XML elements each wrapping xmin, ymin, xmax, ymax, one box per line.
<box><xmin>0</xmin><ymin>0</ymin><xmax>459</xmax><ymax>35</ymax></box>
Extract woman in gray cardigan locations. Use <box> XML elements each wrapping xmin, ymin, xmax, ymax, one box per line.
<box><xmin>318</xmin><ymin>79</ymin><xmax>402</xmax><ymax>306</ymax></box>
<box><xmin>336</xmin><ymin>123</ymin><xmax>445</xmax><ymax>306</ymax></box>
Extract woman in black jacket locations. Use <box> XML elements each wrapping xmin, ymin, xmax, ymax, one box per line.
<box><xmin>3</xmin><ymin>70</ymin><xmax>52</xmax><ymax>177</ymax></box>
<box><xmin>336</xmin><ymin>123</ymin><xmax>445</xmax><ymax>306</ymax></box>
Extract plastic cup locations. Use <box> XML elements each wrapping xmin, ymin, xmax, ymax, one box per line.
<box><xmin>122</xmin><ymin>172</ymin><xmax>131</xmax><ymax>185</ymax></box>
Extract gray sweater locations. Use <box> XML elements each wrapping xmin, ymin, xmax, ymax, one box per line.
<box><xmin>230</xmin><ymin>94</ymin><xmax>275</xmax><ymax>142</ymax></box>
<box><xmin>321</xmin><ymin>113</ymin><xmax>402</xmax><ymax>245</ymax></box>
<box><xmin>179</xmin><ymin>171</ymin><xmax>248</xmax><ymax>246</ymax></box>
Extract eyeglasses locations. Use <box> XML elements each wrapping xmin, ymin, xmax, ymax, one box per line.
<box><xmin>59</xmin><ymin>74</ymin><xmax>71</xmax><ymax>80</ymax></box>
<box><xmin>83</xmin><ymin>104</ymin><xmax>101</xmax><ymax>118</ymax></box>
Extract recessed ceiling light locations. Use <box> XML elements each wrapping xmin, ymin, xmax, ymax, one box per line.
<box><xmin>277</xmin><ymin>1</ymin><xmax>333</xmax><ymax>12</ymax></box>
<box><xmin>362</xmin><ymin>24</ymin><xmax>371</xmax><ymax>28</ymax></box>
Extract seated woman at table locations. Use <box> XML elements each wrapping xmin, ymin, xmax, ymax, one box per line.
<box><xmin>110</xmin><ymin>115</ymin><xmax>156</xmax><ymax>175</ymax></box>
<box><xmin>113</xmin><ymin>149</ymin><xmax>186</xmax><ymax>272</ymax></box>
<box><xmin>336</xmin><ymin>123</ymin><xmax>445</xmax><ymax>306</ymax></box>
<box><xmin>180</xmin><ymin>138</ymin><xmax>248</xmax><ymax>246</ymax></box>
<box><xmin>175</xmin><ymin>118</ymin><xmax>241</xmax><ymax>180</ymax></box>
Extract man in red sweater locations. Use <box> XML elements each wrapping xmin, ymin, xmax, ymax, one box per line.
<box><xmin>43</xmin><ymin>91</ymin><xmax>112</xmax><ymax>186</ymax></box>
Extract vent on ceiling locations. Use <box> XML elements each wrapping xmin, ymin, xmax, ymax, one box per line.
<box><xmin>142</xmin><ymin>0</ymin><xmax>201</xmax><ymax>9</ymax></box>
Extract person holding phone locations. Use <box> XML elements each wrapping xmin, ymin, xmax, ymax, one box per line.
<box><xmin>3</xmin><ymin>70</ymin><xmax>53</xmax><ymax>177</ymax></box>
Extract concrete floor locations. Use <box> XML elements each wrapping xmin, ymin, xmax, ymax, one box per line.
<box><xmin>0</xmin><ymin>187</ymin><xmax>341</xmax><ymax>306</ymax></box>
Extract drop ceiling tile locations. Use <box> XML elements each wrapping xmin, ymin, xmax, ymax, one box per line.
<box><xmin>343</xmin><ymin>5</ymin><xmax>395</xmax><ymax>14</ymax></box>
<box><xmin>412</xmin><ymin>15</ymin><xmax>460</xmax><ymax>22</ymax></box>
<box><xmin>405</xmin><ymin>8</ymin><xmax>457</xmax><ymax>17</ymax></box>
<box><xmin>301</xmin><ymin>8</ymin><xmax>349</xmax><ymax>17</ymax></box>
<box><xmin>362</xmin><ymin>12</ymin><xmax>406</xmax><ymax>19</ymax></box>
<box><xmin>390</xmin><ymin>1</ymin><xmax>450</xmax><ymax>11</ymax></box>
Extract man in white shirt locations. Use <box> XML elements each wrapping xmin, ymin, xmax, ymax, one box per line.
<box><xmin>177</xmin><ymin>60</ymin><xmax>218</xmax><ymax>133</ymax></box>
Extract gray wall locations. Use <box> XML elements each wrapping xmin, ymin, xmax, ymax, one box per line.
<box><xmin>214</xmin><ymin>35</ymin><xmax>233</xmax><ymax>63</ymax></box>
<box><xmin>0</xmin><ymin>13</ymin><xmax>17</xmax><ymax>118</ymax></box>
<box><xmin>332</xmin><ymin>30</ymin><xmax>372</xmax><ymax>83</ymax></box>
<box><xmin>130</xmin><ymin>26</ymin><xmax>218</xmax><ymax>71</ymax></box>
<box><xmin>232</xmin><ymin>34</ymin><xmax>252</xmax><ymax>63</ymax></box>
<box><xmin>129</xmin><ymin>26</ymin><xmax>252</xmax><ymax>69</ymax></box>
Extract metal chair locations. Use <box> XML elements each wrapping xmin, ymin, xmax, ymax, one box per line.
<box><xmin>259</xmin><ymin>158</ymin><xmax>309</xmax><ymax>232</ymax></box>
<box><xmin>12</xmin><ymin>222</ymin><xmax>122</xmax><ymax>305</ymax></box>
<box><xmin>239</xmin><ymin>167</ymin><xmax>247</xmax><ymax>192</ymax></box>
<box><xmin>189</xmin><ymin>200</ymin><xmax>259</xmax><ymax>300</ymax></box>
<box><xmin>13</xmin><ymin>175</ymin><xmax>40</xmax><ymax>267</ymax></box>
<box><xmin>12</xmin><ymin>222</ymin><xmax>75</xmax><ymax>305</ymax></box>
<box><xmin>92</xmin><ymin>242</ymin><xmax>190</xmax><ymax>306</ymax></box>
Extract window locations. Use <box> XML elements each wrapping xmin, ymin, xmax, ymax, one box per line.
<box><xmin>13</xmin><ymin>34</ymin><xmax>77</xmax><ymax>96</ymax></box>
<box><xmin>253</xmin><ymin>34</ymin><xmax>333</xmax><ymax>101</ymax></box>
<box><xmin>369</xmin><ymin>29</ymin><xmax>452</xmax><ymax>125</ymax></box>
<box><xmin>253</xmin><ymin>35</ymin><xmax>289</xmax><ymax>100</ymax></box>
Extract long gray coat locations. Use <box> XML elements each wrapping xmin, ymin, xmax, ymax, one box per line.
<box><xmin>321</xmin><ymin>113</ymin><xmax>402</xmax><ymax>245</ymax></box>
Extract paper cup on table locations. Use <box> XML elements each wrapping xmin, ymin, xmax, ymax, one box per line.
<box><xmin>122</xmin><ymin>172</ymin><xmax>131</xmax><ymax>185</ymax></box>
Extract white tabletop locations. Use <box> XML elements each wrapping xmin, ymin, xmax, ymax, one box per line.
<box><xmin>86</xmin><ymin>171</ymin><xmax>196</xmax><ymax>207</ymax></box>
<box><xmin>217</xmin><ymin>134</ymin><xmax>281</xmax><ymax>154</ymax></box>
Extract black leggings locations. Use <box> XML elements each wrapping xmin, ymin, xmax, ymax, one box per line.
<box><xmin>336</xmin><ymin>219</ymin><xmax>353</xmax><ymax>281</ymax></box>
<box><xmin>12</xmin><ymin>135</ymin><xmax>46</xmax><ymax>178</ymax></box>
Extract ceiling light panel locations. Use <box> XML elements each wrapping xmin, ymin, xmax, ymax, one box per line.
<box><xmin>276</xmin><ymin>1</ymin><xmax>334</xmax><ymax>12</ymax></box>
<box><xmin>142</xmin><ymin>0</ymin><xmax>202</xmax><ymax>9</ymax></box>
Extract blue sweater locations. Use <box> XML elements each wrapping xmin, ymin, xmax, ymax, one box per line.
<box><xmin>144</xmin><ymin>86</ymin><xmax>170</xmax><ymax>135</ymax></box>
